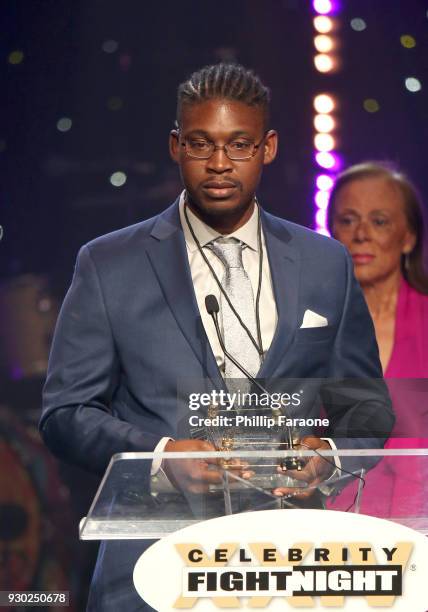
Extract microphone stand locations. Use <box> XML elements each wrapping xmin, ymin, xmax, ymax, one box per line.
<box><xmin>205</xmin><ymin>295</ymin><xmax>303</xmax><ymax>471</ymax></box>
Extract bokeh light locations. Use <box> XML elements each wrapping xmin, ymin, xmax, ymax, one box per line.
<box><xmin>316</xmin><ymin>151</ymin><xmax>337</xmax><ymax>169</ymax></box>
<box><xmin>363</xmin><ymin>98</ymin><xmax>380</xmax><ymax>113</ymax></box>
<box><xmin>405</xmin><ymin>77</ymin><xmax>421</xmax><ymax>92</ymax></box>
<box><xmin>314</xmin><ymin>94</ymin><xmax>335</xmax><ymax>113</ymax></box>
<box><xmin>314</xmin><ymin>133</ymin><xmax>335</xmax><ymax>152</ymax></box>
<box><xmin>314</xmin><ymin>35</ymin><xmax>334</xmax><ymax>53</ymax></box>
<box><xmin>313</xmin><ymin>0</ymin><xmax>333</xmax><ymax>15</ymax></box>
<box><xmin>316</xmin><ymin>174</ymin><xmax>334</xmax><ymax>191</ymax></box>
<box><xmin>313</xmin><ymin>16</ymin><xmax>333</xmax><ymax>33</ymax></box>
<box><xmin>350</xmin><ymin>18</ymin><xmax>367</xmax><ymax>32</ymax></box>
<box><xmin>8</xmin><ymin>50</ymin><xmax>24</xmax><ymax>65</ymax></box>
<box><xmin>38</xmin><ymin>298</ymin><xmax>52</xmax><ymax>313</ymax></box>
<box><xmin>56</xmin><ymin>117</ymin><xmax>73</xmax><ymax>132</ymax></box>
<box><xmin>313</xmin><ymin>0</ymin><xmax>340</xmax><ymax>235</ymax></box>
<box><xmin>110</xmin><ymin>171</ymin><xmax>127</xmax><ymax>187</ymax></box>
<box><xmin>315</xmin><ymin>208</ymin><xmax>327</xmax><ymax>227</ymax></box>
<box><xmin>102</xmin><ymin>39</ymin><xmax>119</xmax><ymax>53</ymax></box>
<box><xmin>400</xmin><ymin>35</ymin><xmax>416</xmax><ymax>49</ymax></box>
<box><xmin>315</xmin><ymin>190</ymin><xmax>330</xmax><ymax>209</ymax></box>
<box><xmin>314</xmin><ymin>54</ymin><xmax>335</xmax><ymax>72</ymax></box>
<box><xmin>314</xmin><ymin>114</ymin><xmax>335</xmax><ymax>133</ymax></box>
<box><xmin>317</xmin><ymin>227</ymin><xmax>331</xmax><ymax>237</ymax></box>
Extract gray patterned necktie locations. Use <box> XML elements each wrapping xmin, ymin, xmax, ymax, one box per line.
<box><xmin>208</xmin><ymin>237</ymin><xmax>261</xmax><ymax>384</ymax></box>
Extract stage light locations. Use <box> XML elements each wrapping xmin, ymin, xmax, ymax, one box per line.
<box><xmin>314</xmin><ymin>94</ymin><xmax>335</xmax><ymax>113</ymax></box>
<box><xmin>405</xmin><ymin>77</ymin><xmax>421</xmax><ymax>92</ymax></box>
<box><xmin>314</xmin><ymin>114</ymin><xmax>335</xmax><ymax>133</ymax></box>
<box><xmin>8</xmin><ymin>50</ymin><xmax>24</xmax><ymax>65</ymax></box>
<box><xmin>313</xmin><ymin>0</ymin><xmax>333</xmax><ymax>15</ymax></box>
<box><xmin>314</xmin><ymin>133</ymin><xmax>335</xmax><ymax>152</ymax></box>
<box><xmin>315</xmin><ymin>208</ymin><xmax>327</xmax><ymax>227</ymax></box>
<box><xmin>400</xmin><ymin>35</ymin><xmax>416</xmax><ymax>49</ymax></box>
<box><xmin>315</xmin><ymin>190</ymin><xmax>330</xmax><ymax>209</ymax></box>
<box><xmin>350</xmin><ymin>18</ymin><xmax>367</xmax><ymax>31</ymax></box>
<box><xmin>102</xmin><ymin>40</ymin><xmax>119</xmax><ymax>53</ymax></box>
<box><xmin>312</xmin><ymin>1</ymin><xmax>341</xmax><ymax>235</ymax></box>
<box><xmin>314</xmin><ymin>54</ymin><xmax>335</xmax><ymax>73</ymax></box>
<box><xmin>316</xmin><ymin>174</ymin><xmax>334</xmax><ymax>191</ymax></box>
<box><xmin>314</xmin><ymin>35</ymin><xmax>334</xmax><ymax>53</ymax></box>
<box><xmin>317</xmin><ymin>227</ymin><xmax>330</xmax><ymax>236</ymax></box>
<box><xmin>56</xmin><ymin>117</ymin><xmax>72</xmax><ymax>132</ymax></box>
<box><xmin>363</xmin><ymin>98</ymin><xmax>380</xmax><ymax>113</ymax></box>
<box><xmin>110</xmin><ymin>172</ymin><xmax>127</xmax><ymax>187</ymax></box>
<box><xmin>313</xmin><ymin>16</ymin><xmax>333</xmax><ymax>33</ymax></box>
<box><xmin>316</xmin><ymin>151</ymin><xmax>337</xmax><ymax>169</ymax></box>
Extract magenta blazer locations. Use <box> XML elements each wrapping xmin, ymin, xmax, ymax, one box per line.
<box><xmin>330</xmin><ymin>279</ymin><xmax>428</xmax><ymax>517</ymax></box>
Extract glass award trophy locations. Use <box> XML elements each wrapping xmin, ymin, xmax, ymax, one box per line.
<box><xmin>187</xmin><ymin>382</ymin><xmax>308</xmax><ymax>502</ymax></box>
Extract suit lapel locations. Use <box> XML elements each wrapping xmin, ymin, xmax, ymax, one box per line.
<box><xmin>145</xmin><ymin>202</ymin><xmax>300</xmax><ymax>385</ymax></box>
<box><xmin>258</xmin><ymin>211</ymin><xmax>301</xmax><ymax>379</ymax></box>
<box><xmin>145</xmin><ymin>201</ymin><xmax>224</xmax><ymax>389</ymax></box>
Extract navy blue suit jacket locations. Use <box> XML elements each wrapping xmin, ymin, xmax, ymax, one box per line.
<box><xmin>40</xmin><ymin>200</ymin><xmax>394</xmax><ymax>610</ymax></box>
<box><xmin>41</xmin><ymin>199</ymin><xmax>393</xmax><ymax>467</ymax></box>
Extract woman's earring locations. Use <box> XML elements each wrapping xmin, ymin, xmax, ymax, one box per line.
<box><xmin>404</xmin><ymin>253</ymin><xmax>410</xmax><ymax>271</ymax></box>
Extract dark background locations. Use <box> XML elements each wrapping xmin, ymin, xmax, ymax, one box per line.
<box><xmin>0</xmin><ymin>1</ymin><xmax>427</xmax><ymax>609</ymax></box>
<box><xmin>2</xmin><ymin>0</ymin><xmax>426</xmax><ymax>287</ymax></box>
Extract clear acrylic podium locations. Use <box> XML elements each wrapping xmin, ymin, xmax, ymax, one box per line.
<box><xmin>79</xmin><ymin>448</ymin><xmax>428</xmax><ymax>540</ymax></box>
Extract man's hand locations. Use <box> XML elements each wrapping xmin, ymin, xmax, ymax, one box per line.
<box><xmin>273</xmin><ymin>436</ymin><xmax>335</xmax><ymax>500</ymax></box>
<box><xmin>162</xmin><ymin>439</ymin><xmax>251</xmax><ymax>494</ymax></box>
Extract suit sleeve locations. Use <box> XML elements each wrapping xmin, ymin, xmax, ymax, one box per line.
<box><xmin>40</xmin><ymin>245</ymin><xmax>161</xmax><ymax>475</ymax></box>
<box><xmin>321</xmin><ymin>249</ymin><xmax>395</xmax><ymax>472</ymax></box>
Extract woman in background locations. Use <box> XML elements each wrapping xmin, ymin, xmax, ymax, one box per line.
<box><xmin>327</xmin><ymin>161</ymin><xmax>428</xmax><ymax>517</ymax></box>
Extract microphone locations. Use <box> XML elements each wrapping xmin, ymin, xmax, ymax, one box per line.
<box><xmin>205</xmin><ymin>294</ymin><xmax>302</xmax><ymax>470</ymax></box>
<box><xmin>206</xmin><ymin>294</ymin><xmax>263</xmax><ymax>391</ymax></box>
<box><xmin>205</xmin><ymin>294</ymin><xmax>219</xmax><ymax>315</ymax></box>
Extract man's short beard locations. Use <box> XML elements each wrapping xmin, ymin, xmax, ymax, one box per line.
<box><xmin>184</xmin><ymin>188</ymin><xmax>252</xmax><ymax>219</ymax></box>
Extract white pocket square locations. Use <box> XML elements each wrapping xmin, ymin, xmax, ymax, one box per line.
<box><xmin>300</xmin><ymin>309</ymin><xmax>328</xmax><ymax>329</ymax></box>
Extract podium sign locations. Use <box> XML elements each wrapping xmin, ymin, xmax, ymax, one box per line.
<box><xmin>133</xmin><ymin>508</ymin><xmax>428</xmax><ymax>611</ymax></box>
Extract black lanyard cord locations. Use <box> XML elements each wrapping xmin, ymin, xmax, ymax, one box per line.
<box><xmin>183</xmin><ymin>197</ymin><xmax>264</xmax><ymax>359</ymax></box>
<box><xmin>255</xmin><ymin>205</ymin><xmax>264</xmax><ymax>356</ymax></box>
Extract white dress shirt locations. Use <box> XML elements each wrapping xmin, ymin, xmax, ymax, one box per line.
<box><xmin>178</xmin><ymin>192</ymin><xmax>277</xmax><ymax>370</ymax></box>
<box><xmin>153</xmin><ymin>192</ymin><xmax>339</xmax><ymax>486</ymax></box>
<box><xmin>152</xmin><ymin>192</ymin><xmax>276</xmax><ymax>469</ymax></box>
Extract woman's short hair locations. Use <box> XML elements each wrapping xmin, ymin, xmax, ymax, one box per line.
<box><xmin>328</xmin><ymin>161</ymin><xmax>428</xmax><ymax>294</ymax></box>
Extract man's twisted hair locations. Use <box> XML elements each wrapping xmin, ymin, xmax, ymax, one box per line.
<box><xmin>176</xmin><ymin>63</ymin><xmax>270</xmax><ymax>127</ymax></box>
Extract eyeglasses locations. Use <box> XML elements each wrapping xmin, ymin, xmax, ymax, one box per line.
<box><xmin>179</xmin><ymin>133</ymin><xmax>267</xmax><ymax>160</ymax></box>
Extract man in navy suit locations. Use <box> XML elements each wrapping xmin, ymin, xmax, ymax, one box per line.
<box><xmin>40</xmin><ymin>64</ymin><xmax>393</xmax><ymax>610</ymax></box>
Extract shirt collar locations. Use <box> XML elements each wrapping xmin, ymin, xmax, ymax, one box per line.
<box><xmin>178</xmin><ymin>191</ymin><xmax>259</xmax><ymax>253</ymax></box>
